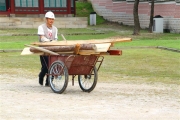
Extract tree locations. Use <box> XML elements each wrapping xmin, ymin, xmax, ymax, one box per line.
<box><xmin>148</xmin><ymin>0</ymin><xmax>154</xmax><ymax>33</ymax></box>
<box><xmin>133</xmin><ymin>0</ymin><xmax>140</xmax><ymax>35</ymax></box>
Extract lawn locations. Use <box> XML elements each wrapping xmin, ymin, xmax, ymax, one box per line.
<box><xmin>0</xmin><ymin>20</ymin><xmax>180</xmax><ymax>85</ymax></box>
<box><xmin>0</xmin><ymin>23</ymin><xmax>180</xmax><ymax>50</ymax></box>
<box><xmin>0</xmin><ymin>49</ymin><xmax>179</xmax><ymax>85</ymax></box>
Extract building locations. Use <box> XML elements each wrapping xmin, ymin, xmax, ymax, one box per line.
<box><xmin>0</xmin><ymin>0</ymin><xmax>77</xmax><ymax>17</ymax></box>
<box><xmin>90</xmin><ymin>0</ymin><xmax>180</xmax><ymax>33</ymax></box>
<box><xmin>0</xmin><ymin>0</ymin><xmax>88</xmax><ymax>28</ymax></box>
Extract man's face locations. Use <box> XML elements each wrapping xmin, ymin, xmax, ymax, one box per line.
<box><xmin>46</xmin><ymin>18</ymin><xmax>54</xmax><ymax>26</ymax></box>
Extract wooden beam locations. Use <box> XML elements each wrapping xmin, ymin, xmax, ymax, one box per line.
<box><xmin>31</xmin><ymin>38</ymin><xmax>132</xmax><ymax>46</ymax></box>
<box><xmin>25</xmin><ymin>45</ymin><xmax>59</xmax><ymax>55</ymax></box>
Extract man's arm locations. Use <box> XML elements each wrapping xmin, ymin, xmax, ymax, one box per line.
<box><xmin>54</xmin><ymin>28</ymin><xmax>58</xmax><ymax>40</ymax></box>
<box><xmin>38</xmin><ymin>25</ymin><xmax>51</xmax><ymax>42</ymax></box>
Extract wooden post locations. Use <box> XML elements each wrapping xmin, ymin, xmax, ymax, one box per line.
<box><xmin>67</xmin><ymin>0</ymin><xmax>71</xmax><ymax>15</ymax></box>
<box><xmin>74</xmin><ymin>0</ymin><xmax>76</xmax><ymax>16</ymax></box>
<box><xmin>39</xmin><ymin>0</ymin><xmax>44</xmax><ymax>14</ymax></box>
<box><xmin>10</xmin><ymin>0</ymin><xmax>15</xmax><ymax>14</ymax></box>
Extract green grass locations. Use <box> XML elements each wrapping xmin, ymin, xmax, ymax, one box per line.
<box><xmin>102</xmin><ymin>49</ymin><xmax>180</xmax><ymax>78</ymax></box>
<box><xmin>99</xmin><ymin>49</ymin><xmax>180</xmax><ymax>84</ymax></box>
<box><xmin>0</xmin><ymin>49</ymin><xmax>179</xmax><ymax>84</ymax></box>
<box><xmin>115</xmin><ymin>39</ymin><xmax>180</xmax><ymax>49</ymax></box>
<box><xmin>0</xmin><ymin>52</ymin><xmax>40</xmax><ymax>77</ymax></box>
<box><xmin>0</xmin><ymin>23</ymin><xmax>180</xmax><ymax>50</ymax></box>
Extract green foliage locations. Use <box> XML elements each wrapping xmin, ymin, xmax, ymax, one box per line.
<box><xmin>76</xmin><ymin>1</ymin><xmax>106</xmax><ymax>25</ymax></box>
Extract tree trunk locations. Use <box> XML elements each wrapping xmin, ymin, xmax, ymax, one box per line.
<box><xmin>148</xmin><ymin>0</ymin><xmax>154</xmax><ymax>33</ymax></box>
<box><xmin>30</xmin><ymin>44</ymin><xmax>96</xmax><ymax>53</ymax></box>
<box><xmin>133</xmin><ymin>0</ymin><xmax>140</xmax><ymax>35</ymax></box>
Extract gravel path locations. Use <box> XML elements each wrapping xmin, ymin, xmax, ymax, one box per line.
<box><xmin>0</xmin><ymin>74</ymin><xmax>179</xmax><ymax>120</ymax></box>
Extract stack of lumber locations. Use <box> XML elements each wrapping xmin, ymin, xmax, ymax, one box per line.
<box><xmin>21</xmin><ymin>38</ymin><xmax>132</xmax><ymax>56</ymax></box>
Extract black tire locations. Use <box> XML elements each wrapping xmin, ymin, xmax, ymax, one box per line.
<box><xmin>78</xmin><ymin>66</ymin><xmax>98</xmax><ymax>92</ymax></box>
<box><xmin>49</xmin><ymin>61</ymin><xmax>68</xmax><ymax>94</ymax></box>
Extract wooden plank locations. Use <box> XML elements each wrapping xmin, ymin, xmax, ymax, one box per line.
<box><xmin>21</xmin><ymin>47</ymin><xmax>74</xmax><ymax>55</ymax></box>
<box><xmin>21</xmin><ymin>47</ymin><xmax>100</xmax><ymax>56</ymax></box>
<box><xmin>94</xmin><ymin>43</ymin><xmax>111</xmax><ymax>52</ymax></box>
<box><xmin>21</xmin><ymin>47</ymin><xmax>43</xmax><ymax>55</ymax></box>
<box><xmin>108</xmin><ymin>50</ymin><xmax>122</xmax><ymax>55</ymax></box>
<box><xmin>21</xmin><ymin>43</ymin><xmax>123</xmax><ymax>56</ymax></box>
<box><xmin>21</xmin><ymin>47</ymin><xmax>34</xmax><ymax>55</ymax></box>
<box><xmin>78</xmin><ymin>50</ymin><xmax>100</xmax><ymax>55</ymax></box>
<box><xmin>31</xmin><ymin>38</ymin><xmax>132</xmax><ymax>46</ymax></box>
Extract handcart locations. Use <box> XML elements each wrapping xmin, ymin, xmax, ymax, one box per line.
<box><xmin>21</xmin><ymin>37</ymin><xmax>132</xmax><ymax>94</ymax></box>
<box><xmin>47</xmin><ymin>54</ymin><xmax>104</xmax><ymax>94</ymax></box>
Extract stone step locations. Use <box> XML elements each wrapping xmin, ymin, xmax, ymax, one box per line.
<box><xmin>90</xmin><ymin>0</ymin><xmax>180</xmax><ymax>33</ymax></box>
<box><xmin>0</xmin><ymin>17</ymin><xmax>87</xmax><ymax>28</ymax></box>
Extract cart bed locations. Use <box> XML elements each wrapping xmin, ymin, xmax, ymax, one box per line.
<box><xmin>48</xmin><ymin>55</ymin><xmax>100</xmax><ymax>75</ymax></box>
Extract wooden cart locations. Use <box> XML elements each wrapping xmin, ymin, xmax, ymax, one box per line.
<box><xmin>21</xmin><ymin>37</ymin><xmax>132</xmax><ymax>94</ymax></box>
<box><xmin>47</xmin><ymin>54</ymin><xmax>104</xmax><ymax>94</ymax></box>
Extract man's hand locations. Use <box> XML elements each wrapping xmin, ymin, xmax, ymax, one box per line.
<box><xmin>51</xmin><ymin>40</ymin><xmax>57</xmax><ymax>42</ymax></box>
<box><xmin>41</xmin><ymin>37</ymin><xmax>50</xmax><ymax>42</ymax></box>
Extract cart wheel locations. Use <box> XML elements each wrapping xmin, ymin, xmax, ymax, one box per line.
<box><xmin>49</xmin><ymin>61</ymin><xmax>68</xmax><ymax>94</ymax></box>
<box><xmin>78</xmin><ymin>66</ymin><xmax>98</xmax><ymax>92</ymax></box>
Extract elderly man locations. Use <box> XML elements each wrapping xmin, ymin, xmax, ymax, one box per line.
<box><xmin>37</xmin><ymin>11</ymin><xmax>58</xmax><ymax>86</ymax></box>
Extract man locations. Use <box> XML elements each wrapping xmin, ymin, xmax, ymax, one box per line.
<box><xmin>37</xmin><ymin>11</ymin><xmax>58</xmax><ymax>86</ymax></box>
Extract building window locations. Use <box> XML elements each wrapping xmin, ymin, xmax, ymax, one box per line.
<box><xmin>176</xmin><ymin>0</ymin><xmax>180</xmax><ymax>3</ymax></box>
<box><xmin>0</xmin><ymin>0</ymin><xmax>6</xmax><ymax>11</ymax></box>
<box><xmin>44</xmin><ymin>0</ymin><xmax>67</xmax><ymax>7</ymax></box>
<box><xmin>15</xmin><ymin>0</ymin><xmax>38</xmax><ymax>7</ymax></box>
<box><xmin>71</xmin><ymin>0</ymin><xmax>74</xmax><ymax>7</ymax></box>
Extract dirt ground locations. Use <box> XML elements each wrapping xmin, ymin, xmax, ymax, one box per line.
<box><xmin>0</xmin><ymin>74</ymin><xmax>179</xmax><ymax>120</ymax></box>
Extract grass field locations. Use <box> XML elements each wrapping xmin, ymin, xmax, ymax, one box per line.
<box><xmin>0</xmin><ymin>16</ymin><xmax>180</xmax><ymax>85</ymax></box>
<box><xmin>0</xmin><ymin>49</ymin><xmax>180</xmax><ymax>84</ymax></box>
<box><xmin>0</xmin><ymin>23</ymin><xmax>180</xmax><ymax>50</ymax></box>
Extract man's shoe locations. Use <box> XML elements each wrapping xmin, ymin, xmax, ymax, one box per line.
<box><xmin>39</xmin><ymin>79</ymin><xmax>43</xmax><ymax>86</ymax></box>
<box><xmin>39</xmin><ymin>82</ymin><xmax>43</xmax><ymax>86</ymax></box>
<box><xmin>45</xmin><ymin>83</ymin><xmax>49</xmax><ymax>87</ymax></box>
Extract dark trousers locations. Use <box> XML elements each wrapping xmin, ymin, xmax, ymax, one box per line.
<box><xmin>39</xmin><ymin>56</ymin><xmax>49</xmax><ymax>85</ymax></box>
